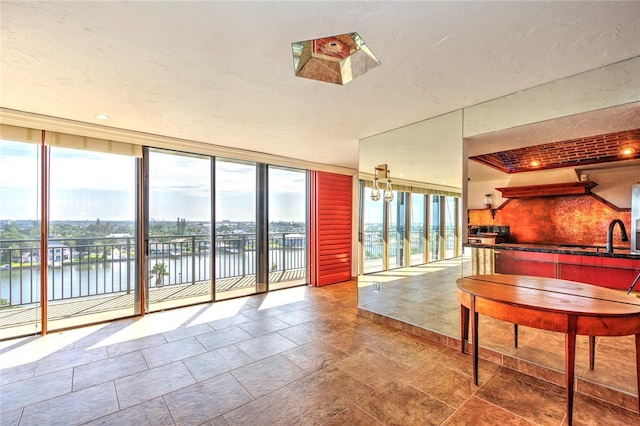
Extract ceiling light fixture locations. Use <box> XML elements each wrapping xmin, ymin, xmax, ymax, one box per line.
<box><xmin>529</xmin><ymin>160</ymin><xmax>541</xmax><ymax>167</ymax></box>
<box><xmin>620</xmin><ymin>147</ymin><xmax>636</xmax><ymax>156</ymax></box>
<box><xmin>292</xmin><ymin>32</ymin><xmax>380</xmax><ymax>85</ymax></box>
<box><xmin>95</xmin><ymin>114</ymin><xmax>110</xmax><ymax>120</ymax></box>
<box><xmin>371</xmin><ymin>164</ymin><xmax>393</xmax><ymax>203</ymax></box>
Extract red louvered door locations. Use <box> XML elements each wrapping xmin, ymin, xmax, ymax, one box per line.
<box><xmin>309</xmin><ymin>171</ymin><xmax>353</xmax><ymax>286</ymax></box>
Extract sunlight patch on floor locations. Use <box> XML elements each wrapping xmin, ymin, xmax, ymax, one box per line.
<box><xmin>259</xmin><ymin>286</ymin><xmax>307</xmax><ymax>310</ymax></box>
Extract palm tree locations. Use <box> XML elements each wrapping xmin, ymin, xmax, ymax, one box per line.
<box><xmin>150</xmin><ymin>262</ymin><xmax>167</xmax><ymax>287</ymax></box>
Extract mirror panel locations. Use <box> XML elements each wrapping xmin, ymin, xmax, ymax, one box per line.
<box><xmin>464</xmin><ymin>56</ymin><xmax>639</xmax><ymax>138</ymax></box>
<box><xmin>357</xmin><ymin>56</ymin><xmax>640</xmax><ymax>402</ymax></box>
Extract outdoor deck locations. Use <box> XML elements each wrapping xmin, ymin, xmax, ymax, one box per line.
<box><xmin>0</xmin><ymin>269</ymin><xmax>305</xmax><ymax>338</ymax></box>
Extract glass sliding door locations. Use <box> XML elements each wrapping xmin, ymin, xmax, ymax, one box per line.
<box><xmin>147</xmin><ymin>149</ymin><xmax>212</xmax><ymax>311</ymax></box>
<box><xmin>410</xmin><ymin>193</ymin><xmax>426</xmax><ymax>266</ymax></box>
<box><xmin>48</xmin><ymin>147</ymin><xmax>137</xmax><ymax>330</ymax></box>
<box><xmin>445</xmin><ymin>196</ymin><xmax>457</xmax><ymax>259</ymax></box>
<box><xmin>215</xmin><ymin>158</ymin><xmax>257</xmax><ymax>300</ymax></box>
<box><xmin>268</xmin><ymin>166</ymin><xmax>307</xmax><ymax>290</ymax></box>
<box><xmin>429</xmin><ymin>195</ymin><xmax>443</xmax><ymax>262</ymax></box>
<box><xmin>388</xmin><ymin>191</ymin><xmax>406</xmax><ymax>269</ymax></box>
<box><xmin>0</xmin><ymin>139</ymin><xmax>42</xmax><ymax>339</ymax></box>
<box><xmin>362</xmin><ymin>186</ymin><xmax>385</xmax><ymax>273</ymax></box>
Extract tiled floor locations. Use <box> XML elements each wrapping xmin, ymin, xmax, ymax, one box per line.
<box><xmin>1</xmin><ymin>260</ymin><xmax>639</xmax><ymax>425</ymax></box>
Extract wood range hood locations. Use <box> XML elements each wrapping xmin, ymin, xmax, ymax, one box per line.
<box><xmin>495</xmin><ymin>169</ymin><xmax>597</xmax><ymax>198</ymax></box>
<box><xmin>496</xmin><ymin>181</ymin><xmax>597</xmax><ymax>198</ymax></box>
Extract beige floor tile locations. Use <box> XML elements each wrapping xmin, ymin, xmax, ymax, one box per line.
<box><xmin>335</xmin><ymin>348</ymin><xmax>409</xmax><ymax>389</ymax></box>
<box><xmin>21</xmin><ymin>382</ymin><xmax>119</xmax><ymax>425</ymax></box>
<box><xmin>357</xmin><ymin>379</ymin><xmax>455</xmax><ymax>426</ymax></box>
<box><xmin>474</xmin><ymin>367</ymin><xmax>566</xmax><ymax>424</ymax></box>
<box><xmin>141</xmin><ymin>336</ymin><xmax>207</xmax><ymax>368</ymax></box>
<box><xmin>183</xmin><ymin>345</ymin><xmax>253</xmax><ymax>382</ymax></box>
<box><xmin>0</xmin><ymin>407</ymin><xmax>22</xmax><ymax>426</ymax></box>
<box><xmin>281</xmin><ymin>340</ymin><xmax>348</xmax><ymax>373</ymax></box>
<box><xmin>274</xmin><ymin>308</ymin><xmax>316</xmax><ymax>326</ymax></box>
<box><xmin>238</xmin><ymin>316</ymin><xmax>290</xmax><ymax>337</ymax></box>
<box><xmin>1</xmin><ymin>368</ymin><xmax>72</xmax><ymax>413</ymax></box>
<box><xmin>73</xmin><ymin>351</ymin><xmax>147</xmax><ymax>391</ymax></box>
<box><xmin>195</xmin><ymin>325</ymin><xmax>253</xmax><ymax>351</ymax></box>
<box><xmin>105</xmin><ymin>333</ymin><xmax>167</xmax><ymax>358</ymax></box>
<box><xmin>231</xmin><ymin>354</ymin><xmax>307</xmax><ymax>398</ymax></box>
<box><xmin>161</xmin><ymin>322</ymin><xmax>215</xmax><ymax>343</ymax></box>
<box><xmin>34</xmin><ymin>345</ymin><xmax>108</xmax><ymax>376</ymax></box>
<box><xmin>442</xmin><ymin>396</ymin><xmax>535</xmax><ymax>425</ymax></box>
<box><xmin>114</xmin><ymin>362</ymin><xmax>195</xmax><ymax>409</ymax></box>
<box><xmin>235</xmin><ymin>332</ymin><xmax>298</xmax><ymax>361</ymax></box>
<box><xmin>286</xmin><ymin>365</ymin><xmax>373</xmax><ymax>423</ymax></box>
<box><xmin>321</xmin><ymin>329</ymin><xmax>386</xmax><ymax>354</ymax></box>
<box><xmin>323</xmin><ymin>406</ymin><xmax>384</xmax><ymax>425</ymax></box>
<box><xmin>163</xmin><ymin>372</ymin><xmax>252</xmax><ymax>425</ymax></box>
<box><xmin>0</xmin><ymin>360</ymin><xmax>37</xmax><ymax>385</ymax></box>
<box><xmin>397</xmin><ymin>358</ymin><xmax>478</xmax><ymax>408</ymax></box>
<box><xmin>571</xmin><ymin>392</ymin><xmax>640</xmax><ymax>426</ymax></box>
<box><xmin>223</xmin><ymin>386</ymin><xmax>312</xmax><ymax>426</ymax></box>
<box><xmin>83</xmin><ymin>397</ymin><xmax>174</xmax><ymax>426</ymax></box>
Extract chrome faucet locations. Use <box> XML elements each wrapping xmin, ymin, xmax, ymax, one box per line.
<box><xmin>606</xmin><ymin>219</ymin><xmax>629</xmax><ymax>254</ymax></box>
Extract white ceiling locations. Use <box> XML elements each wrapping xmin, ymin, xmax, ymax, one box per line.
<box><xmin>2</xmin><ymin>1</ymin><xmax>639</xmax><ymax>181</ymax></box>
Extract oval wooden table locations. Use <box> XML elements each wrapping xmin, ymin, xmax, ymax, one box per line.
<box><xmin>457</xmin><ymin>274</ymin><xmax>640</xmax><ymax>425</ymax></box>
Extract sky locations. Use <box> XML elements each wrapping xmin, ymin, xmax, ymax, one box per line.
<box><xmin>1</xmin><ymin>141</ymin><xmax>306</xmax><ymax>223</ymax></box>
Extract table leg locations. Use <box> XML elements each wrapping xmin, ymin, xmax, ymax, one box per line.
<box><xmin>460</xmin><ymin>305</ymin><xmax>469</xmax><ymax>354</ymax></box>
<box><xmin>589</xmin><ymin>336</ymin><xmax>596</xmax><ymax>370</ymax></box>
<box><xmin>635</xmin><ymin>334</ymin><xmax>640</xmax><ymax>415</ymax></box>
<box><xmin>471</xmin><ymin>295</ymin><xmax>479</xmax><ymax>386</ymax></box>
<box><xmin>514</xmin><ymin>324</ymin><xmax>518</xmax><ymax>348</ymax></box>
<box><xmin>566</xmin><ymin>319</ymin><xmax>577</xmax><ymax>426</ymax></box>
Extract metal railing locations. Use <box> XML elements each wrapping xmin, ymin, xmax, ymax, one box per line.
<box><xmin>362</xmin><ymin>227</ymin><xmax>457</xmax><ymax>268</ymax></box>
<box><xmin>0</xmin><ymin>233</ymin><xmax>307</xmax><ymax>308</ymax></box>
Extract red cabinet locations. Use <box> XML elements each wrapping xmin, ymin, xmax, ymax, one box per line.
<box><xmin>494</xmin><ymin>250</ymin><xmax>557</xmax><ymax>278</ymax></box>
<box><xmin>494</xmin><ymin>250</ymin><xmax>640</xmax><ymax>291</ymax></box>
<box><xmin>557</xmin><ymin>254</ymin><xmax>640</xmax><ymax>291</ymax></box>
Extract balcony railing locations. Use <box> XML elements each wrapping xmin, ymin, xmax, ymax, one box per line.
<box><xmin>362</xmin><ymin>227</ymin><xmax>457</xmax><ymax>269</ymax></box>
<box><xmin>0</xmin><ymin>233</ymin><xmax>306</xmax><ymax>308</ymax></box>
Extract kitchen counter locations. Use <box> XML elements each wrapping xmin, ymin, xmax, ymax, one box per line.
<box><xmin>467</xmin><ymin>242</ymin><xmax>640</xmax><ymax>291</ymax></box>
<box><xmin>465</xmin><ymin>242</ymin><xmax>639</xmax><ymax>259</ymax></box>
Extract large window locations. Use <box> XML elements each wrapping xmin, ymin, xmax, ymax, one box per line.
<box><xmin>147</xmin><ymin>149</ymin><xmax>212</xmax><ymax>311</ymax></box>
<box><xmin>215</xmin><ymin>159</ymin><xmax>257</xmax><ymax>299</ymax></box>
<box><xmin>48</xmin><ymin>147</ymin><xmax>137</xmax><ymax>328</ymax></box>
<box><xmin>1</xmin><ymin>126</ymin><xmax>313</xmax><ymax>339</ymax></box>
<box><xmin>388</xmin><ymin>191</ymin><xmax>406</xmax><ymax>269</ymax></box>
<box><xmin>360</xmin><ymin>182</ymin><xmax>461</xmax><ymax>274</ymax></box>
<box><xmin>0</xmin><ymin>139</ymin><xmax>42</xmax><ymax>339</ymax></box>
<box><xmin>362</xmin><ymin>186</ymin><xmax>385</xmax><ymax>273</ymax></box>
<box><xmin>445</xmin><ymin>196</ymin><xmax>458</xmax><ymax>259</ymax></box>
<box><xmin>429</xmin><ymin>195</ymin><xmax>442</xmax><ymax>262</ymax></box>
<box><xmin>268</xmin><ymin>166</ymin><xmax>307</xmax><ymax>290</ymax></box>
<box><xmin>410</xmin><ymin>193</ymin><xmax>426</xmax><ymax>266</ymax></box>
